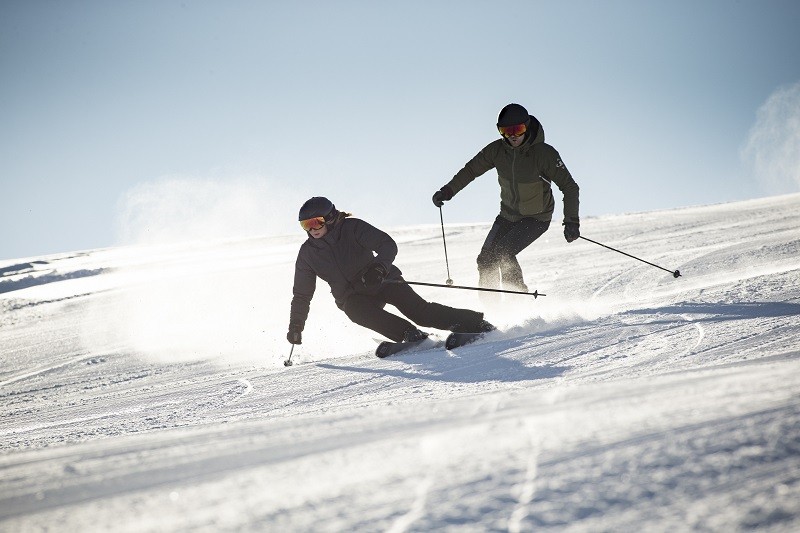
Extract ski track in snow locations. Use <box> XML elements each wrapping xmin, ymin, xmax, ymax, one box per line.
<box><xmin>1</xmin><ymin>193</ymin><xmax>800</xmax><ymax>531</ymax></box>
<box><xmin>507</xmin><ymin>422</ymin><xmax>540</xmax><ymax>533</ymax></box>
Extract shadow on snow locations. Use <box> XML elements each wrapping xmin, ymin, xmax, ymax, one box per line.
<box><xmin>316</xmin><ymin>347</ymin><xmax>568</xmax><ymax>384</ymax></box>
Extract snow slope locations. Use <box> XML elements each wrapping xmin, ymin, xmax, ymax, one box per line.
<box><xmin>1</xmin><ymin>194</ymin><xmax>799</xmax><ymax>532</ymax></box>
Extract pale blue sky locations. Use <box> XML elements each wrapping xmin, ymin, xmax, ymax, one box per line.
<box><xmin>2</xmin><ymin>0</ymin><xmax>800</xmax><ymax>260</ymax></box>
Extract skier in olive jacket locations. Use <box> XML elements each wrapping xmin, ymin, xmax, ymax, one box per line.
<box><xmin>432</xmin><ymin>103</ymin><xmax>580</xmax><ymax>296</ymax></box>
<box><xmin>287</xmin><ymin>197</ymin><xmax>494</xmax><ymax>346</ymax></box>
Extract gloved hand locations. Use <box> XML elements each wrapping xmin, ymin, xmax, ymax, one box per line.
<box><xmin>564</xmin><ymin>222</ymin><xmax>580</xmax><ymax>243</ymax></box>
<box><xmin>361</xmin><ymin>262</ymin><xmax>388</xmax><ymax>289</ymax></box>
<box><xmin>286</xmin><ymin>323</ymin><xmax>303</xmax><ymax>345</ymax></box>
<box><xmin>431</xmin><ymin>186</ymin><xmax>454</xmax><ymax>207</ymax></box>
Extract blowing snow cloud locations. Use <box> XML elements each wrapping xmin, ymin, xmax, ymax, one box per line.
<box><xmin>742</xmin><ymin>81</ymin><xmax>800</xmax><ymax>194</ymax></box>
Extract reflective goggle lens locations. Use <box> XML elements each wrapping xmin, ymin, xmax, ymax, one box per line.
<box><xmin>300</xmin><ymin>216</ymin><xmax>326</xmax><ymax>231</ymax></box>
<box><xmin>498</xmin><ymin>123</ymin><xmax>527</xmax><ymax>138</ymax></box>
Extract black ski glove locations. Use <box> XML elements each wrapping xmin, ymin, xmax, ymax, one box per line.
<box><xmin>361</xmin><ymin>262</ymin><xmax>388</xmax><ymax>289</ymax></box>
<box><xmin>286</xmin><ymin>323</ymin><xmax>303</xmax><ymax>345</ymax></box>
<box><xmin>564</xmin><ymin>222</ymin><xmax>580</xmax><ymax>243</ymax></box>
<box><xmin>431</xmin><ymin>186</ymin><xmax>454</xmax><ymax>207</ymax></box>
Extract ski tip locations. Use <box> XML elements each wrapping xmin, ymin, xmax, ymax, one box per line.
<box><xmin>375</xmin><ymin>336</ymin><xmax>440</xmax><ymax>358</ymax></box>
<box><xmin>445</xmin><ymin>331</ymin><xmax>485</xmax><ymax>350</ymax></box>
<box><xmin>375</xmin><ymin>342</ymin><xmax>392</xmax><ymax>358</ymax></box>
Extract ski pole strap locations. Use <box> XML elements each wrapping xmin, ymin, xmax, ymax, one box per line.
<box><xmin>387</xmin><ymin>279</ymin><xmax>545</xmax><ymax>298</ymax></box>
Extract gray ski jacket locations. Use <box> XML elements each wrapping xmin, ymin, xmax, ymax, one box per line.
<box><xmin>289</xmin><ymin>216</ymin><xmax>402</xmax><ymax>328</ymax></box>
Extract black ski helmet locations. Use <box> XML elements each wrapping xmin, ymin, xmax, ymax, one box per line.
<box><xmin>497</xmin><ymin>103</ymin><xmax>530</xmax><ymax>127</ymax></box>
<box><xmin>298</xmin><ymin>196</ymin><xmax>338</xmax><ymax>223</ymax></box>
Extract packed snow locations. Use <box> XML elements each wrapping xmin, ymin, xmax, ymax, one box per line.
<box><xmin>1</xmin><ymin>194</ymin><xmax>799</xmax><ymax>532</ymax></box>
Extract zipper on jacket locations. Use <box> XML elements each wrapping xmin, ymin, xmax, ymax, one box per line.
<box><xmin>510</xmin><ymin>149</ymin><xmax>519</xmax><ymax>208</ymax></box>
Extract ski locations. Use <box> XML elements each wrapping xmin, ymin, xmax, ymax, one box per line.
<box><xmin>372</xmin><ymin>328</ymin><xmax>497</xmax><ymax>358</ymax></box>
<box><xmin>445</xmin><ymin>331</ymin><xmax>485</xmax><ymax>350</ymax></box>
<box><xmin>375</xmin><ymin>336</ymin><xmax>441</xmax><ymax>358</ymax></box>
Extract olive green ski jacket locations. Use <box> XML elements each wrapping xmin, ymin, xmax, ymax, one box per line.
<box><xmin>444</xmin><ymin>119</ymin><xmax>580</xmax><ymax>224</ymax></box>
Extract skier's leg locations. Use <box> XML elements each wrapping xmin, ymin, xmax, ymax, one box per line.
<box><xmin>496</xmin><ymin>255</ymin><xmax>527</xmax><ymax>292</ymax></box>
<box><xmin>492</xmin><ymin>218</ymin><xmax>550</xmax><ymax>292</ymax></box>
<box><xmin>477</xmin><ymin>216</ymin><xmax>513</xmax><ymax>290</ymax></box>
<box><xmin>343</xmin><ymin>294</ymin><xmax>414</xmax><ymax>342</ymax></box>
<box><xmin>477</xmin><ymin>249</ymin><xmax>501</xmax><ymax>289</ymax></box>
<box><xmin>477</xmin><ymin>217</ymin><xmax>514</xmax><ymax>304</ymax></box>
<box><xmin>381</xmin><ymin>281</ymin><xmax>485</xmax><ymax>332</ymax></box>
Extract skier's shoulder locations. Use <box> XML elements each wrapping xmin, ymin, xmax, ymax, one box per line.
<box><xmin>530</xmin><ymin>139</ymin><xmax>561</xmax><ymax>159</ymax></box>
<box><xmin>467</xmin><ymin>138</ymin><xmax>506</xmax><ymax>162</ymax></box>
<box><xmin>336</xmin><ymin>216</ymin><xmax>378</xmax><ymax>239</ymax></box>
<box><xmin>338</xmin><ymin>216</ymin><xmax>367</xmax><ymax>233</ymax></box>
<box><xmin>345</xmin><ymin>217</ymin><xmax>396</xmax><ymax>245</ymax></box>
<box><xmin>295</xmin><ymin>239</ymin><xmax>315</xmax><ymax>269</ymax></box>
<box><xmin>483</xmin><ymin>138</ymin><xmax>506</xmax><ymax>154</ymax></box>
<box><xmin>343</xmin><ymin>216</ymin><xmax>378</xmax><ymax>231</ymax></box>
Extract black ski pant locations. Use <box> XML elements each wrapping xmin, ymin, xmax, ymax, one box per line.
<box><xmin>342</xmin><ymin>280</ymin><xmax>484</xmax><ymax>342</ymax></box>
<box><xmin>477</xmin><ymin>215</ymin><xmax>551</xmax><ymax>292</ymax></box>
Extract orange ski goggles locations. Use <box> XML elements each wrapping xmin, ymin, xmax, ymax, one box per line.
<box><xmin>300</xmin><ymin>216</ymin><xmax>326</xmax><ymax>232</ymax></box>
<box><xmin>498</xmin><ymin>123</ymin><xmax>527</xmax><ymax>138</ymax></box>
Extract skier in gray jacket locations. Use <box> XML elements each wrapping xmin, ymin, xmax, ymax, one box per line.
<box><xmin>287</xmin><ymin>197</ymin><xmax>494</xmax><ymax>345</ymax></box>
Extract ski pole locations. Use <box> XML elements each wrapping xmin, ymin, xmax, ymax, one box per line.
<box><xmin>283</xmin><ymin>344</ymin><xmax>295</xmax><ymax>367</ymax></box>
<box><xmin>579</xmin><ymin>236</ymin><xmax>681</xmax><ymax>278</ymax></box>
<box><xmin>438</xmin><ymin>206</ymin><xmax>454</xmax><ymax>286</ymax></box>
<box><xmin>387</xmin><ymin>279</ymin><xmax>545</xmax><ymax>298</ymax></box>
